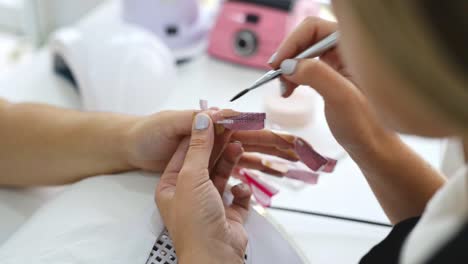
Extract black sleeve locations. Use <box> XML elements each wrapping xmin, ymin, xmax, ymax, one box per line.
<box><xmin>359</xmin><ymin>217</ymin><xmax>420</xmax><ymax>264</ymax></box>
<box><xmin>360</xmin><ymin>218</ymin><xmax>468</xmax><ymax>264</ymax></box>
<box><xmin>427</xmin><ymin>221</ymin><xmax>468</xmax><ymax>263</ymax></box>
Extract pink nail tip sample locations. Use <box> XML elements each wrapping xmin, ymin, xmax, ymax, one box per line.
<box><xmin>262</xmin><ymin>158</ymin><xmax>320</xmax><ymax>185</ymax></box>
<box><xmin>240</xmin><ymin>169</ymin><xmax>278</xmax><ymax>207</ymax></box>
<box><xmin>199</xmin><ymin>100</ymin><xmax>266</xmax><ymax>131</ymax></box>
<box><xmin>199</xmin><ymin>99</ymin><xmax>208</xmax><ymax>111</ymax></box>
<box><xmin>322</xmin><ymin>158</ymin><xmax>338</xmax><ymax>173</ymax></box>
<box><xmin>250</xmin><ymin>185</ymin><xmax>273</xmax><ymax>207</ymax></box>
<box><xmin>243</xmin><ymin>170</ymin><xmax>279</xmax><ymax>197</ymax></box>
<box><xmin>221</xmin><ymin>113</ymin><xmax>266</xmax><ymax>130</ymax></box>
<box><xmin>285</xmin><ymin>169</ymin><xmax>319</xmax><ymax>185</ymax></box>
<box><xmin>294</xmin><ymin>138</ymin><xmax>329</xmax><ymax>171</ymax></box>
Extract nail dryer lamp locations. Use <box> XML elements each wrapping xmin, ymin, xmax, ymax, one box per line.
<box><xmin>122</xmin><ymin>0</ymin><xmax>215</xmax><ymax>61</ymax></box>
<box><xmin>50</xmin><ymin>21</ymin><xmax>176</xmax><ymax>115</ymax></box>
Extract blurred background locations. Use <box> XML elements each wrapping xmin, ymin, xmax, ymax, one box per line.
<box><xmin>0</xmin><ymin>0</ymin><xmax>105</xmax><ymax>72</ymax></box>
<box><xmin>0</xmin><ymin>0</ymin><xmax>333</xmax><ymax>74</ymax></box>
<box><xmin>0</xmin><ymin>1</ymin><xmax>464</xmax><ymax>263</ymax></box>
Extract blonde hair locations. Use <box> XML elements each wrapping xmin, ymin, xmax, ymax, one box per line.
<box><xmin>350</xmin><ymin>2</ymin><xmax>468</xmax><ymax>130</ymax></box>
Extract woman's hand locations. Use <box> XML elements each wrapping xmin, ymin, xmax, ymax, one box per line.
<box><xmin>271</xmin><ymin>17</ymin><xmax>446</xmax><ymax>224</ymax></box>
<box><xmin>270</xmin><ymin>17</ymin><xmax>394</xmax><ymax>155</ymax></box>
<box><xmin>126</xmin><ymin>110</ymin><xmax>299</xmax><ymax>174</ymax></box>
<box><xmin>156</xmin><ymin>113</ymin><xmax>251</xmax><ymax>264</ymax></box>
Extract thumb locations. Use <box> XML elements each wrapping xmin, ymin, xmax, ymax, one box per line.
<box><xmin>180</xmin><ymin>113</ymin><xmax>214</xmax><ymax>182</ymax></box>
<box><xmin>280</xmin><ymin>58</ymin><xmax>360</xmax><ymax>106</ymax></box>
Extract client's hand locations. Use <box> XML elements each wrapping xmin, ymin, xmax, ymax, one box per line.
<box><xmin>126</xmin><ymin>110</ymin><xmax>299</xmax><ymax>174</ymax></box>
<box><xmin>156</xmin><ymin>113</ymin><xmax>251</xmax><ymax>264</ymax></box>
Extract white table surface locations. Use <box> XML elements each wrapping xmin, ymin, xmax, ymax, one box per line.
<box><xmin>0</xmin><ymin>2</ymin><xmax>446</xmax><ymax>263</ymax></box>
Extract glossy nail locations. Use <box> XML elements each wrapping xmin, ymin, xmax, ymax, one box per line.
<box><xmin>194</xmin><ymin>114</ymin><xmax>210</xmax><ymax>130</ymax></box>
<box><xmin>280</xmin><ymin>59</ymin><xmax>298</xmax><ymax>75</ymax></box>
<box><xmin>268</xmin><ymin>52</ymin><xmax>277</xmax><ymax>64</ymax></box>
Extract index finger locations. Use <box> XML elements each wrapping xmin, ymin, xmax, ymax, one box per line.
<box><xmin>270</xmin><ymin>17</ymin><xmax>337</xmax><ymax>69</ymax></box>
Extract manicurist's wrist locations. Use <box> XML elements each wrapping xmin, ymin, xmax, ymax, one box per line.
<box><xmin>347</xmin><ymin>130</ymin><xmax>401</xmax><ymax>167</ymax></box>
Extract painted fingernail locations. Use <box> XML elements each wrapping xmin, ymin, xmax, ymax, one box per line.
<box><xmin>280</xmin><ymin>81</ymin><xmax>287</xmax><ymax>96</ymax></box>
<box><xmin>268</xmin><ymin>52</ymin><xmax>277</xmax><ymax>64</ymax></box>
<box><xmin>280</xmin><ymin>59</ymin><xmax>298</xmax><ymax>75</ymax></box>
<box><xmin>194</xmin><ymin>113</ymin><xmax>210</xmax><ymax>130</ymax></box>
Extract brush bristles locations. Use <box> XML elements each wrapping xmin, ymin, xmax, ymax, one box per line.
<box><xmin>230</xmin><ymin>89</ymin><xmax>250</xmax><ymax>102</ymax></box>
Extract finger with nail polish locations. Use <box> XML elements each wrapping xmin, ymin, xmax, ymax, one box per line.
<box><xmin>268</xmin><ymin>52</ymin><xmax>278</xmax><ymax>65</ymax></box>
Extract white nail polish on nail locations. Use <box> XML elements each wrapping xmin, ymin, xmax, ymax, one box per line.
<box><xmin>280</xmin><ymin>81</ymin><xmax>287</xmax><ymax>96</ymax></box>
<box><xmin>268</xmin><ymin>52</ymin><xmax>277</xmax><ymax>64</ymax></box>
<box><xmin>280</xmin><ymin>59</ymin><xmax>298</xmax><ymax>75</ymax></box>
<box><xmin>194</xmin><ymin>114</ymin><xmax>210</xmax><ymax>130</ymax></box>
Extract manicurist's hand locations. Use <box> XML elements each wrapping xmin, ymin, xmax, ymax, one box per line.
<box><xmin>270</xmin><ymin>17</ymin><xmax>394</xmax><ymax>155</ymax></box>
<box><xmin>271</xmin><ymin>18</ymin><xmax>445</xmax><ymax>224</ymax></box>
<box><xmin>156</xmin><ymin>113</ymin><xmax>251</xmax><ymax>264</ymax></box>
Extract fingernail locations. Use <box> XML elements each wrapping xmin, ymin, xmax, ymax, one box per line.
<box><xmin>262</xmin><ymin>159</ymin><xmax>289</xmax><ymax>174</ymax></box>
<box><xmin>275</xmin><ymin>146</ymin><xmax>300</xmax><ymax>160</ymax></box>
<box><xmin>194</xmin><ymin>113</ymin><xmax>210</xmax><ymax>130</ymax></box>
<box><xmin>268</xmin><ymin>52</ymin><xmax>277</xmax><ymax>64</ymax></box>
<box><xmin>232</xmin><ymin>141</ymin><xmax>244</xmax><ymax>156</ymax></box>
<box><xmin>285</xmin><ymin>149</ymin><xmax>301</xmax><ymax>160</ymax></box>
<box><xmin>280</xmin><ymin>81</ymin><xmax>287</xmax><ymax>96</ymax></box>
<box><xmin>280</xmin><ymin>59</ymin><xmax>298</xmax><ymax>75</ymax></box>
<box><xmin>239</xmin><ymin>183</ymin><xmax>250</xmax><ymax>192</ymax></box>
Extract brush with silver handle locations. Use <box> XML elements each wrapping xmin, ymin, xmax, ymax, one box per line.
<box><xmin>230</xmin><ymin>31</ymin><xmax>340</xmax><ymax>102</ymax></box>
